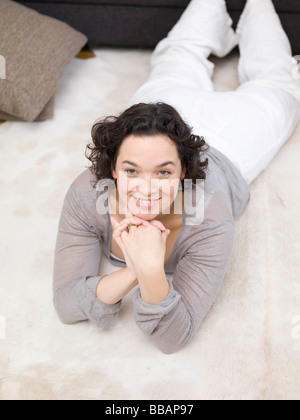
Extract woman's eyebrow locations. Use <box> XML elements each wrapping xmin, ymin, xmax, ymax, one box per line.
<box><xmin>122</xmin><ymin>160</ymin><xmax>175</xmax><ymax>168</ymax></box>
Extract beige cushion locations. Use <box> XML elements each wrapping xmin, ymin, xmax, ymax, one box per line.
<box><xmin>0</xmin><ymin>96</ymin><xmax>55</xmax><ymax>122</ymax></box>
<box><xmin>0</xmin><ymin>0</ymin><xmax>87</xmax><ymax>122</ymax></box>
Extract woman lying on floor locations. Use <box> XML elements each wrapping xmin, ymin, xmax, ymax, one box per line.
<box><xmin>53</xmin><ymin>0</ymin><xmax>300</xmax><ymax>353</ymax></box>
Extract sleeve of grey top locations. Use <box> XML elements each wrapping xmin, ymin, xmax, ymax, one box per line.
<box><xmin>133</xmin><ymin>218</ymin><xmax>235</xmax><ymax>354</ymax></box>
<box><xmin>53</xmin><ymin>184</ymin><xmax>121</xmax><ymax>328</ymax></box>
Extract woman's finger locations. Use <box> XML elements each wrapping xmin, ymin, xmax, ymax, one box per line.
<box><xmin>111</xmin><ymin>215</ymin><xmax>145</xmax><ymax>228</ymax></box>
<box><xmin>120</xmin><ymin>228</ymin><xmax>129</xmax><ymax>244</ymax></box>
<box><xmin>113</xmin><ymin>223</ymin><xmax>128</xmax><ymax>239</ymax></box>
<box><xmin>149</xmin><ymin>220</ymin><xmax>167</xmax><ymax>232</ymax></box>
<box><xmin>112</xmin><ymin>215</ymin><xmax>167</xmax><ymax>234</ymax></box>
<box><xmin>121</xmin><ymin>217</ymin><xmax>150</xmax><ymax>228</ymax></box>
<box><xmin>162</xmin><ymin>229</ymin><xmax>171</xmax><ymax>242</ymax></box>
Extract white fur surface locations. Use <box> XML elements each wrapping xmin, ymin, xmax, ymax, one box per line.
<box><xmin>0</xmin><ymin>48</ymin><xmax>299</xmax><ymax>400</ymax></box>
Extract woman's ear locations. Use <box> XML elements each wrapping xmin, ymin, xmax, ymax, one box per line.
<box><xmin>111</xmin><ymin>164</ymin><xmax>117</xmax><ymax>180</ymax></box>
<box><xmin>181</xmin><ymin>165</ymin><xmax>186</xmax><ymax>180</ymax></box>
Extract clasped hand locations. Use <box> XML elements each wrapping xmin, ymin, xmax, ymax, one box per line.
<box><xmin>110</xmin><ymin>212</ymin><xmax>170</xmax><ymax>278</ymax></box>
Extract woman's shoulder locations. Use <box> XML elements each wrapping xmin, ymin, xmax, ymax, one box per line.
<box><xmin>64</xmin><ymin>169</ymin><xmax>110</xmax><ymax>234</ymax></box>
<box><xmin>68</xmin><ymin>168</ymin><xmax>99</xmax><ymax>203</ymax></box>
<box><xmin>70</xmin><ymin>167</ymin><xmax>96</xmax><ymax>188</ymax></box>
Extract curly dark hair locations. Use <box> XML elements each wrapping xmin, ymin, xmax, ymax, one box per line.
<box><xmin>85</xmin><ymin>102</ymin><xmax>210</xmax><ymax>190</ymax></box>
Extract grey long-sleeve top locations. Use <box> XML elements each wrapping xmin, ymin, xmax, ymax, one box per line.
<box><xmin>53</xmin><ymin>146</ymin><xmax>250</xmax><ymax>353</ymax></box>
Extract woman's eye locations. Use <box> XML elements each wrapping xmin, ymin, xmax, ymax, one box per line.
<box><xmin>124</xmin><ymin>169</ymin><xmax>171</xmax><ymax>176</ymax></box>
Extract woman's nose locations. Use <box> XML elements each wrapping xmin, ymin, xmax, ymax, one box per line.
<box><xmin>134</xmin><ymin>178</ymin><xmax>160</xmax><ymax>198</ymax></box>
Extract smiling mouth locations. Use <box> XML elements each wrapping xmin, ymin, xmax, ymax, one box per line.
<box><xmin>132</xmin><ymin>196</ymin><xmax>161</xmax><ymax>208</ymax></box>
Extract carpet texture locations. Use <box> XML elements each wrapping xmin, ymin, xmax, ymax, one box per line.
<box><xmin>0</xmin><ymin>48</ymin><xmax>299</xmax><ymax>400</ymax></box>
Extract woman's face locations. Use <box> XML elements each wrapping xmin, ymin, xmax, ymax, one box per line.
<box><xmin>112</xmin><ymin>134</ymin><xmax>186</xmax><ymax>221</ymax></box>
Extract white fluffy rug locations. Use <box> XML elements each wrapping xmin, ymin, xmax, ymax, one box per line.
<box><xmin>0</xmin><ymin>48</ymin><xmax>300</xmax><ymax>400</ymax></box>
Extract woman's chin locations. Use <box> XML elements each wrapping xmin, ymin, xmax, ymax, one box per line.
<box><xmin>132</xmin><ymin>211</ymin><xmax>159</xmax><ymax>221</ymax></box>
<box><xmin>127</xmin><ymin>200</ymin><xmax>171</xmax><ymax>220</ymax></box>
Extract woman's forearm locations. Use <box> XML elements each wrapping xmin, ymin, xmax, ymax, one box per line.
<box><xmin>136</xmin><ymin>266</ymin><xmax>170</xmax><ymax>305</ymax></box>
<box><xmin>96</xmin><ymin>268</ymin><xmax>138</xmax><ymax>305</ymax></box>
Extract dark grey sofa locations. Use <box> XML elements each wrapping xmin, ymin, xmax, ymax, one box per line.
<box><xmin>18</xmin><ymin>0</ymin><xmax>300</xmax><ymax>54</ymax></box>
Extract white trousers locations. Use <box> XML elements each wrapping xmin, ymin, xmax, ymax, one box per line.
<box><xmin>128</xmin><ymin>0</ymin><xmax>300</xmax><ymax>185</ymax></box>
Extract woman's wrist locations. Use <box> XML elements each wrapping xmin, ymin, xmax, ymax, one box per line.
<box><xmin>134</xmin><ymin>259</ymin><xmax>165</xmax><ymax>278</ymax></box>
<box><xmin>135</xmin><ymin>266</ymin><xmax>170</xmax><ymax>305</ymax></box>
<box><xmin>124</xmin><ymin>267</ymin><xmax>139</xmax><ymax>287</ymax></box>
<box><xmin>96</xmin><ymin>267</ymin><xmax>138</xmax><ymax>305</ymax></box>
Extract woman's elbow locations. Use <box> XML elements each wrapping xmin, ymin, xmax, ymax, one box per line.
<box><xmin>156</xmin><ymin>341</ymin><xmax>189</xmax><ymax>355</ymax></box>
<box><xmin>53</xmin><ymin>290</ymin><xmax>85</xmax><ymax>325</ymax></box>
<box><xmin>159</xmin><ymin>346</ymin><xmax>180</xmax><ymax>355</ymax></box>
<box><xmin>54</xmin><ymin>308</ymin><xmax>77</xmax><ymax>325</ymax></box>
<box><xmin>155</xmin><ymin>333</ymin><xmax>194</xmax><ymax>355</ymax></box>
<box><xmin>154</xmin><ymin>318</ymin><xmax>198</xmax><ymax>354</ymax></box>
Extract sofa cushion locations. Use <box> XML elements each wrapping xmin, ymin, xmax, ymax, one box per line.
<box><xmin>0</xmin><ymin>0</ymin><xmax>87</xmax><ymax>122</ymax></box>
<box><xmin>0</xmin><ymin>97</ymin><xmax>55</xmax><ymax>122</ymax></box>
